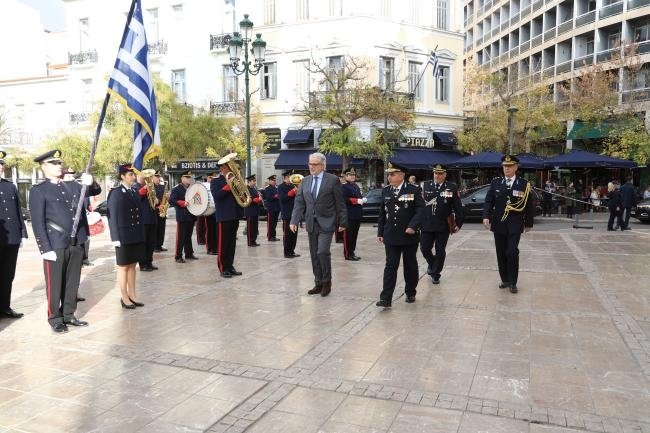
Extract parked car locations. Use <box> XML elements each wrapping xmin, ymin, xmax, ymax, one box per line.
<box><xmin>460</xmin><ymin>185</ymin><xmax>541</xmax><ymax>221</ymax></box>
<box><xmin>93</xmin><ymin>201</ymin><xmax>109</xmax><ymax>216</ymax></box>
<box><xmin>361</xmin><ymin>188</ymin><xmax>383</xmax><ymax>222</ymax></box>
<box><xmin>631</xmin><ymin>199</ymin><xmax>650</xmax><ymax>223</ymax></box>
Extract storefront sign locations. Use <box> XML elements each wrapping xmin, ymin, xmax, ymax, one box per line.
<box><xmin>169</xmin><ymin>160</ymin><xmax>220</xmax><ymax>171</ymax></box>
<box><xmin>404</xmin><ymin>137</ymin><xmax>435</xmax><ymax>148</ymax></box>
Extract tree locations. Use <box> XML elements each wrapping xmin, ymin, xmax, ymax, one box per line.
<box><xmin>206</xmin><ymin>103</ymin><xmax>268</xmax><ymax>165</ymax></box>
<box><xmin>603</xmin><ymin>118</ymin><xmax>650</xmax><ymax>165</ymax></box>
<box><xmin>300</xmin><ymin>55</ymin><xmax>415</xmax><ymax>170</ymax></box>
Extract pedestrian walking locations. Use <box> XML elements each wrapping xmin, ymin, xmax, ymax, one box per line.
<box><xmin>606</xmin><ymin>182</ymin><xmax>623</xmax><ymax>231</ymax></box>
<box><xmin>619</xmin><ymin>176</ymin><xmax>636</xmax><ymax>230</ymax></box>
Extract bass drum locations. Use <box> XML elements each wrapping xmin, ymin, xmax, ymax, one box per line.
<box><xmin>185</xmin><ymin>183</ymin><xmax>215</xmax><ymax>216</ymax></box>
<box><xmin>86</xmin><ymin>211</ymin><xmax>105</xmax><ymax>236</ymax></box>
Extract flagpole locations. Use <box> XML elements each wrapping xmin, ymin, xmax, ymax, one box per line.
<box><xmin>70</xmin><ymin>0</ymin><xmax>138</xmax><ymax>244</ymax></box>
<box><xmin>413</xmin><ymin>44</ymin><xmax>438</xmax><ymax>92</ymax></box>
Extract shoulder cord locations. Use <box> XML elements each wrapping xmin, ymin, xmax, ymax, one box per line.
<box><xmin>501</xmin><ymin>182</ymin><xmax>531</xmax><ymax>222</ymax></box>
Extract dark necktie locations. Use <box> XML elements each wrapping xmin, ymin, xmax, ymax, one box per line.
<box><xmin>506</xmin><ymin>178</ymin><xmax>512</xmax><ymax>188</ymax></box>
<box><xmin>311</xmin><ymin>176</ymin><xmax>319</xmax><ymax>196</ymax></box>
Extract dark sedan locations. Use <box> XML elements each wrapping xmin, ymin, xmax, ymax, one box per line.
<box><xmin>361</xmin><ymin>188</ymin><xmax>383</xmax><ymax>222</ymax></box>
<box><xmin>460</xmin><ymin>185</ymin><xmax>541</xmax><ymax>221</ymax></box>
<box><xmin>93</xmin><ymin>201</ymin><xmax>109</xmax><ymax>216</ymax></box>
<box><xmin>631</xmin><ymin>199</ymin><xmax>650</xmax><ymax>223</ymax></box>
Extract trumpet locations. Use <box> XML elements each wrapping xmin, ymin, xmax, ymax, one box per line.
<box><xmin>217</xmin><ymin>153</ymin><xmax>252</xmax><ymax>207</ymax></box>
<box><xmin>133</xmin><ymin>168</ymin><xmax>158</xmax><ymax>210</ymax></box>
<box><xmin>289</xmin><ymin>173</ymin><xmax>304</xmax><ymax>187</ymax></box>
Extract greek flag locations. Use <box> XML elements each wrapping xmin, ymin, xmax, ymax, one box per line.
<box><xmin>428</xmin><ymin>51</ymin><xmax>440</xmax><ymax>79</ymax></box>
<box><xmin>107</xmin><ymin>0</ymin><xmax>160</xmax><ymax>170</ymax></box>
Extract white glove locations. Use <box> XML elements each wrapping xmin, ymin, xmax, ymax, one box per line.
<box><xmin>81</xmin><ymin>173</ymin><xmax>93</xmax><ymax>186</ymax></box>
<box><xmin>361</xmin><ymin>197</ymin><xmax>368</xmax><ymax>204</ymax></box>
<box><xmin>20</xmin><ymin>238</ymin><xmax>27</xmax><ymax>247</ymax></box>
<box><xmin>112</xmin><ymin>241</ymin><xmax>121</xmax><ymax>247</ymax></box>
<box><xmin>42</xmin><ymin>251</ymin><xmax>57</xmax><ymax>261</ymax></box>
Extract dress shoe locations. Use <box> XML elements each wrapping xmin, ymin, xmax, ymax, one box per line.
<box><xmin>509</xmin><ymin>284</ymin><xmax>518</xmax><ymax>294</ymax></box>
<box><xmin>499</xmin><ymin>282</ymin><xmax>510</xmax><ymax>289</ymax></box>
<box><xmin>607</xmin><ymin>228</ymin><xmax>615</xmax><ymax>231</ymax></box>
<box><xmin>186</xmin><ymin>255</ymin><xmax>199</xmax><ymax>260</ymax></box>
<box><xmin>64</xmin><ymin>317</ymin><xmax>89</xmax><ymax>327</ymax></box>
<box><xmin>321</xmin><ymin>281</ymin><xmax>332</xmax><ymax>297</ymax></box>
<box><xmin>154</xmin><ymin>248</ymin><xmax>163</xmax><ymax>252</ymax></box>
<box><xmin>229</xmin><ymin>268</ymin><xmax>243</xmax><ymax>276</ymax></box>
<box><xmin>160</xmin><ymin>247</ymin><xmax>168</xmax><ymax>251</ymax></box>
<box><xmin>121</xmin><ymin>299</ymin><xmax>136</xmax><ymax>309</ymax></box>
<box><xmin>76</xmin><ymin>296</ymin><xmax>86</xmax><ymax>302</ymax></box>
<box><xmin>427</xmin><ymin>265</ymin><xmax>433</xmax><ymax>275</ymax></box>
<box><xmin>140</xmin><ymin>266</ymin><xmax>153</xmax><ymax>272</ymax></box>
<box><xmin>431</xmin><ymin>275</ymin><xmax>440</xmax><ymax>284</ymax></box>
<box><xmin>221</xmin><ymin>271</ymin><xmax>233</xmax><ymax>278</ymax></box>
<box><xmin>269</xmin><ymin>237</ymin><xmax>280</xmax><ymax>242</ymax></box>
<box><xmin>175</xmin><ymin>257</ymin><xmax>186</xmax><ymax>263</ymax></box>
<box><xmin>128</xmin><ymin>297</ymin><xmax>144</xmax><ymax>307</ymax></box>
<box><xmin>376</xmin><ymin>299</ymin><xmax>392</xmax><ymax>308</ymax></box>
<box><xmin>82</xmin><ymin>259</ymin><xmax>93</xmax><ymax>266</ymax></box>
<box><xmin>623</xmin><ymin>227</ymin><xmax>631</xmax><ymax>231</ymax></box>
<box><xmin>345</xmin><ymin>255</ymin><xmax>361</xmax><ymax>261</ymax></box>
<box><xmin>307</xmin><ymin>285</ymin><xmax>322</xmax><ymax>295</ymax></box>
<box><xmin>150</xmin><ymin>265</ymin><xmax>159</xmax><ymax>270</ymax></box>
<box><xmin>207</xmin><ymin>251</ymin><xmax>219</xmax><ymax>255</ymax></box>
<box><xmin>285</xmin><ymin>253</ymin><xmax>301</xmax><ymax>258</ymax></box>
<box><xmin>52</xmin><ymin>323</ymin><xmax>68</xmax><ymax>333</ymax></box>
<box><xmin>1</xmin><ymin>308</ymin><xmax>24</xmax><ymax>319</ymax></box>
<box><xmin>405</xmin><ymin>295</ymin><xmax>416</xmax><ymax>303</ymax></box>
<box><xmin>252</xmin><ymin>242</ymin><xmax>260</xmax><ymax>246</ymax></box>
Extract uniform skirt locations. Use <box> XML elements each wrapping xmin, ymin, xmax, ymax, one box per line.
<box><xmin>115</xmin><ymin>242</ymin><xmax>146</xmax><ymax>266</ymax></box>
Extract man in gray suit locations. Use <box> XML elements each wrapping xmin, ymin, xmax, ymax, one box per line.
<box><xmin>290</xmin><ymin>152</ymin><xmax>347</xmax><ymax>297</ymax></box>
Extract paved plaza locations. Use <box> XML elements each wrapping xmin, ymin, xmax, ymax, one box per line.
<box><xmin>1</xmin><ymin>216</ymin><xmax>650</xmax><ymax>433</ymax></box>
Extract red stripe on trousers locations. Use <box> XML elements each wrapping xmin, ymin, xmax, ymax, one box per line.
<box><xmin>45</xmin><ymin>260</ymin><xmax>52</xmax><ymax>317</ymax></box>
<box><xmin>205</xmin><ymin>218</ymin><xmax>210</xmax><ymax>252</ymax></box>
<box><xmin>217</xmin><ymin>222</ymin><xmax>223</xmax><ymax>272</ymax></box>
<box><xmin>247</xmin><ymin>218</ymin><xmax>251</xmax><ymax>245</ymax></box>
<box><xmin>343</xmin><ymin>229</ymin><xmax>348</xmax><ymax>258</ymax></box>
<box><xmin>175</xmin><ymin>223</ymin><xmax>180</xmax><ymax>257</ymax></box>
<box><xmin>267</xmin><ymin>212</ymin><xmax>271</xmax><ymax>239</ymax></box>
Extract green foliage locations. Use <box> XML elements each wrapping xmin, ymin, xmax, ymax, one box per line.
<box><xmin>603</xmin><ymin>118</ymin><xmax>650</xmax><ymax>165</ymax></box>
<box><xmin>319</xmin><ymin>128</ymin><xmax>392</xmax><ymax>168</ymax></box>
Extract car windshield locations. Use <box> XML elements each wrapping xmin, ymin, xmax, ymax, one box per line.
<box><xmin>365</xmin><ymin>189</ymin><xmax>382</xmax><ymax>200</ymax></box>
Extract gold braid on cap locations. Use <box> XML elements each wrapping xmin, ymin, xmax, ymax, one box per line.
<box><xmin>501</xmin><ymin>181</ymin><xmax>531</xmax><ymax>222</ymax></box>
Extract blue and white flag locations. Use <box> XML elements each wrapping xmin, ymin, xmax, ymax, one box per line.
<box><xmin>107</xmin><ymin>0</ymin><xmax>160</xmax><ymax>170</ymax></box>
<box><xmin>428</xmin><ymin>51</ymin><xmax>440</xmax><ymax>79</ymax></box>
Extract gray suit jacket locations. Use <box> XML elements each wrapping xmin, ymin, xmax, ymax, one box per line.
<box><xmin>290</xmin><ymin>172</ymin><xmax>348</xmax><ymax>233</ymax></box>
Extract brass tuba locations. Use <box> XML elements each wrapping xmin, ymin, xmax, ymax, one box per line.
<box><xmin>217</xmin><ymin>153</ymin><xmax>252</xmax><ymax>207</ymax></box>
<box><xmin>290</xmin><ymin>173</ymin><xmax>304</xmax><ymax>187</ymax></box>
<box><xmin>134</xmin><ymin>168</ymin><xmax>158</xmax><ymax>210</ymax></box>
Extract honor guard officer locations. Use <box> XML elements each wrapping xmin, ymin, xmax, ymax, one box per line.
<box><xmin>244</xmin><ymin>175</ymin><xmax>263</xmax><ymax>246</ymax></box>
<box><xmin>133</xmin><ymin>171</ymin><xmax>159</xmax><ymax>271</ymax></box>
<box><xmin>153</xmin><ymin>171</ymin><xmax>168</xmax><ymax>252</ymax></box>
<box><xmin>204</xmin><ymin>172</ymin><xmax>219</xmax><ymax>255</ymax></box>
<box><xmin>482</xmin><ymin>155</ymin><xmax>535</xmax><ymax>294</ymax></box>
<box><xmin>211</xmin><ymin>156</ymin><xmax>244</xmax><ymax>278</ymax></box>
<box><xmin>264</xmin><ymin>175</ymin><xmax>280</xmax><ymax>241</ymax></box>
<box><xmin>376</xmin><ymin>162</ymin><xmax>425</xmax><ymax>307</ymax></box>
<box><xmin>29</xmin><ymin>149</ymin><xmax>100</xmax><ymax>332</ymax></box>
<box><xmin>0</xmin><ymin>150</ymin><xmax>27</xmax><ymax>319</ymax></box>
<box><xmin>278</xmin><ymin>171</ymin><xmax>300</xmax><ymax>258</ymax></box>
<box><xmin>169</xmin><ymin>170</ymin><xmax>198</xmax><ymax>263</ymax></box>
<box><xmin>420</xmin><ymin>164</ymin><xmax>463</xmax><ymax>284</ymax></box>
<box><xmin>341</xmin><ymin>168</ymin><xmax>366</xmax><ymax>261</ymax></box>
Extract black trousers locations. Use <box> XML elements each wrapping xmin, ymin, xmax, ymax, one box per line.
<box><xmin>206</xmin><ymin>216</ymin><xmax>218</xmax><ymax>253</ymax></box>
<box><xmin>283</xmin><ymin>219</ymin><xmax>298</xmax><ymax>255</ymax></box>
<box><xmin>246</xmin><ymin>216</ymin><xmax>259</xmax><ymax>245</ymax></box>
<box><xmin>0</xmin><ymin>244</ymin><xmax>19</xmax><ymax>311</ymax></box>
<box><xmin>419</xmin><ymin>230</ymin><xmax>450</xmax><ymax>278</ymax></box>
<box><xmin>493</xmin><ymin>231</ymin><xmax>522</xmax><ymax>285</ymax></box>
<box><xmin>622</xmin><ymin>206</ymin><xmax>632</xmax><ymax>229</ymax></box>
<box><xmin>139</xmin><ymin>223</ymin><xmax>157</xmax><ymax>267</ymax></box>
<box><xmin>380</xmin><ymin>243</ymin><xmax>419</xmax><ymax>301</ymax></box>
<box><xmin>43</xmin><ymin>245</ymin><xmax>83</xmax><ymax>325</ymax></box>
<box><xmin>196</xmin><ymin>216</ymin><xmax>207</xmax><ymax>244</ymax></box>
<box><xmin>175</xmin><ymin>221</ymin><xmax>195</xmax><ymax>258</ymax></box>
<box><xmin>542</xmin><ymin>199</ymin><xmax>553</xmax><ymax>216</ymax></box>
<box><xmin>343</xmin><ymin>219</ymin><xmax>361</xmax><ymax>258</ymax></box>
<box><xmin>335</xmin><ymin>222</ymin><xmax>344</xmax><ymax>243</ymax></box>
<box><xmin>217</xmin><ymin>220</ymin><xmax>239</xmax><ymax>272</ymax></box>
<box><xmin>156</xmin><ymin>216</ymin><xmax>167</xmax><ymax>249</ymax></box>
<box><xmin>608</xmin><ymin>209</ymin><xmax>623</xmax><ymax>230</ymax></box>
<box><xmin>267</xmin><ymin>211</ymin><xmax>279</xmax><ymax>239</ymax></box>
<box><xmin>83</xmin><ymin>240</ymin><xmax>90</xmax><ymax>261</ymax></box>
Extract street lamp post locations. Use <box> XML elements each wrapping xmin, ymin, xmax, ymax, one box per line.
<box><xmin>507</xmin><ymin>106</ymin><xmax>518</xmax><ymax>155</ymax></box>
<box><xmin>228</xmin><ymin>14</ymin><xmax>266</xmax><ymax>177</ymax></box>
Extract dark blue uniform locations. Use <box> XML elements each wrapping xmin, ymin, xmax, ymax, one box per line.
<box><xmin>244</xmin><ymin>186</ymin><xmax>262</xmax><ymax>246</ymax></box>
<box><xmin>29</xmin><ymin>179</ymin><xmax>101</xmax><ymax>326</ymax></box>
<box><xmin>211</xmin><ymin>175</ymin><xmax>243</xmax><ymax>275</ymax></box>
<box><xmin>278</xmin><ymin>181</ymin><xmax>299</xmax><ymax>256</ymax></box>
<box><xmin>133</xmin><ymin>182</ymin><xmax>158</xmax><ymax>270</ymax></box>
<box><xmin>483</xmin><ymin>176</ymin><xmax>535</xmax><ymax>289</ymax></box>
<box><xmin>420</xmin><ymin>180</ymin><xmax>463</xmax><ymax>282</ymax></box>
<box><xmin>264</xmin><ymin>184</ymin><xmax>280</xmax><ymax>240</ymax></box>
<box><xmin>607</xmin><ymin>189</ymin><xmax>623</xmax><ymax>230</ymax></box>
<box><xmin>341</xmin><ymin>181</ymin><xmax>363</xmax><ymax>260</ymax></box>
<box><xmin>0</xmin><ymin>178</ymin><xmax>28</xmax><ymax>315</ymax></box>
<box><xmin>154</xmin><ymin>183</ymin><xmax>167</xmax><ymax>250</ymax></box>
<box><xmin>620</xmin><ymin>181</ymin><xmax>637</xmax><ymax>230</ymax></box>
<box><xmin>377</xmin><ymin>183</ymin><xmax>424</xmax><ymax>303</ymax></box>
<box><xmin>169</xmin><ymin>183</ymin><xmax>196</xmax><ymax>261</ymax></box>
<box><xmin>107</xmin><ymin>185</ymin><xmax>145</xmax><ymax>245</ymax></box>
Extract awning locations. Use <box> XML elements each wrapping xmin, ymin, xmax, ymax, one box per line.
<box><xmin>389</xmin><ymin>149</ymin><xmax>463</xmax><ymax>170</ymax></box>
<box><xmin>567</xmin><ymin>120</ymin><xmax>633</xmax><ymax>140</ymax></box>
<box><xmin>432</xmin><ymin>131</ymin><xmax>457</xmax><ymax>146</ymax></box>
<box><xmin>283</xmin><ymin>129</ymin><xmax>314</xmax><ymax>145</ymax></box>
<box><xmin>450</xmin><ymin>151</ymin><xmax>546</xmax><ymax>169</ymax></box>
<box><xmin>274</xmin><ymin>149</ymin><xmax>364</xmax><ymax>170</ymax></box>
<box><xmin>544</xmin><ymin>150</ymin><xmax>637</xmax><ymax>168</ymax></box>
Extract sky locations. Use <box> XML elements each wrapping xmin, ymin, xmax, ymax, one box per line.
<box><xmin>19</xmin><ymin>0</ymin><xmax>66</xmax><ymax>32</ymax></box>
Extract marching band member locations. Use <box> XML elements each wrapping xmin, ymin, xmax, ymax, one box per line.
<box><xmin>133</xmin><ymin>170</ymin><xmax>159</xmax><ymax>271</ymax></box>
<box><xmin>153</xmin><ymin>171</ymin><xmax>168</xmax><ymax>252</ymax></box>
<box><xmin>264</xmin><ymin>175</ymin><xmax>280</xmax><ymax>241</ymax></box>
<box><xmin>204</xmin><ymin>172</ymin><xmax>219</xmax><ymax>255</ymax></box>
<box><xmin>169</xmin><ymin>170</ymin><xmax>198</xmax><ymax>263</ymax></box>
<box><xmin>278</xmin><ymin>171</ymin><xmax>300</xmax><ymax>258</ymax></box>
<box><xmin>244</xmin><ymin>174</ymin><xmax>262</xmax><ymax>247</ymax></box>
<box><xmin>341</xmin><ymin>168</ymin><xmax>365</xmax><ymax>261</ymax></box>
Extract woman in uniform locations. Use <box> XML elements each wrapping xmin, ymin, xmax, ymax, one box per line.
<box><xmin>107</xmin><ymin>164</ymin><xmax>145</xmax><ymax>309</ymax></box>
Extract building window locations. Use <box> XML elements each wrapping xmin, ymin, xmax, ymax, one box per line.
<box><xmin>329</xmin><ymin>0</ymin><xmax>343</xmax><ymax>16</ymax></box>
<box><xmin>634</xmin><ymin>21</ymin><xmax>650</xmax><ymax>42</ymax></box>
<box><xmin>608</xmin><ymin>32</ymin><xmax>621</xmax><ymax>49</ymax></box>
<box><xmin>294</xmin><ymin>60</ymin><xmax>310</xmax><ymax>100</ymax></box>
<box><xmin>437</xmin><ymin>0</ymin><xmax>449</xmax><ymax>30</ymax></box>
<box><xmin>409</xmin><ymin>0</ymin><xmax>420</xmax><ymax>24</ymax></box>
<box><xmin>146</xmin><ymin>8</ymin><xmax>159</xmax><ymax>41</ymax></box>
<box><xmin>82</xmin><ymin>78</ymin><xmax>93</xmax><ymax>112</ymax></box>
<box><xmin>586</xmin><ymin>36</ymin><xmax>595</xmax><ymax>54</ymax></box>
<box><xmin>79</xmin><ymin>18</ymin><xmax>90</xmax><ymax>50</ymax></box>
<box><xmin>379</xmin><ymin>0</ymin><xmax>391</xmax><ymax>17</ymax></box>
<box><xmin>171</xmin><ymin>69</ymin><xmax>186</xmax><ymax>102</ymax></box>
<box><xmin>296</xmin><ymin>0</ymin><xmax>309</xmax><ymax>20</ymax></box>
<box><xmin>261</xmin><ymin>63</ymin><xmax>277</xmax><ymax>99</ymax></box>
<box><xmin>436</xmin><ymin>66</ymin><xmax>450</xmax><ymax>102</ymax></box>
<box><xmin>261</xmin><ymin>128</ymin><xmax>282</xmax><ymax>153</ymax></box>
<box><xmin>327</xmin><ymin>56</ymin><xmax>344</xmax><ymax>89</ymax></box>
<box><xmin>264</xmin><ymin>0</ymin><xmax>276</xmax><ymax>25</ymax></box>
<box><xmin>223</xmin><ymin>65</ymin><xmax>238</xmax><ymax>102</ymax></box>
<box><xmin>408</xmin><ymin>61</ymin><xmax>422</xmax><ymax>100</ymax></box>
<box><xmin>379</xmin><ymin>56</ymin><xmax>394</xmax><ymax>90</ymax></box>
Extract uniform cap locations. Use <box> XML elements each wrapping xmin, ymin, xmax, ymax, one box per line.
<box><xmin>267</xmin><ymin>174</ymin><xmax>277</xmax><ymax>181</ymax></box>
<box><xmin>246</xmin><ymin>174</ymin><xmax>256</xmax><ymax>181</ymax></box>
<box><xmin>385</xmin><ymin>162</ymin><xmax>406</xmax><ymax>173</ymax></box>
<box><xmin>282</xmin><ymin>170</ymin><xmax>292</xmax><ymax>177</ymax></box>
<box><xmin>34</xmin><ymin>149</ymin><xmax>62</xmax><ymax>163</ymax></box>
<box><xmin>180</xmin><ymin>170</ymin><xmax>192</xmax><ymax>177</ymax></box>
<box><xmin>118</xmin><ymin>163</ymin><xmax>134</xmax><ymax>175</ymax></box>
<box><xmin>432</xmin><ymin>164</ymin><xmax>447</xmax><ymax>173</ymax></box>
<box><xmin>345</xmin><ymin>168</ymin><xmax>356</xmax><ymax>175</ymax></box>
<box><xmin>0</xmin><ymin>150</ymin><xmax>6</xmax><ymax>164</ymax></box>
<box><xmin>501</xmin><ymin>155</ymin><xmax>520</xmax><ymax>166</ymax></box>
<box><xmin>154</xmin><ymin>170</ymin><xmax>162</xmax><ymax>176</ymax></box>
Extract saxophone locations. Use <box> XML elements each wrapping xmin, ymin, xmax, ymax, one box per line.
<box><xmin>158</xmin><ymin>180</ymin><xmax>170</xmax><ymax>218</ymax></box>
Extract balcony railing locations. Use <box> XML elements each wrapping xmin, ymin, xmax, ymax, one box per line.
<box><xmin>542</xmin><ymin>66</ymin><xmax>555</xmax><ymax>78</ymax></box>
<box><xmin>69</xmin><ymin>112</ymin><xmax>90</xmax><ymax>124</ymax></box>
<box><xmin>511</xmin><ymin>12</ymin><xmax>521</xmax><ymax>24</ymax></box>
<box><xmin>209</xmin><ymin>101</ymin><xmax>240</xmax><ymax>114</ymax></box>
<box><xmin>520</xmin><ymin>39</ymin><xmax>531</xmax><ymax>52</ymax></box>
<box><xmin>596</xmin><ymin>47</ymin><xmax>620</xmax><ymax>63</ymax></box>
<box><xmin>622</xmin><ymin>88</ymin><xmax>650</xmax><ymax>103</ymax></box>
<box><xmin>531</xmin><ymin>34</ymin><xmax>543</xmax><ymax>48</ymax></box>
<box><xmin>636</xmin><ymin>40</ymin><xmax>650</xmax><ymax>55</ymax></box>
<box><xmin>598</xmin><ymin>1</ymin><xmax>623</xmax><ymax>19</ymax></box>
<box><xmin>573</xmin><ymin>54</ymin><xmax>594</xmax><ymax>68</ymax></box>
<box><xmin>210</xmin><ymin>33</ymin><xmax>232</xmax><ymax>50</ymax></box>
<box><xmin>575</xmin><ymin>10</ymin><xmax>596</xmax><ymax>27</ymax></box>
<box><xmin>628</xmin><ymin>0</ymin><xmax>650</xmax><ymax>9</ymax></box>
<box><xmin>544</xmin><ymin>27</ymin><xmax>556</xmax><ymax>41</ymax></box>
<box><xmin>68</xmin><ymin>50</ymin><xmax>98</xmax><ymax>65</ymax></box>
<box><xmin>533</xmin><ymin>0</ymin><xmax>543</xmax><ymax>12</ymax></box>
<box><xmin>308</xmin><ymin>90</ymin><xmax>414</xmax><ymax>111</ymax></box>
<box><xmin>556</xmin><ymin>60</ymin><xmax>572</xmax><ymax>74</ymax></box>
<box><xmin>0</xmin><ymin>131</ymin><xmax>32</xmax><ymax>146</ymax></box>
<box><xmin>557</xmin><ymin>19</ymin><xmax>573</xmax><ymax>36</ymax></box>
<box><xmin>147</xmin><ymin>40</ymin><xmax>168</xmax><ymax>55</ymax></box>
